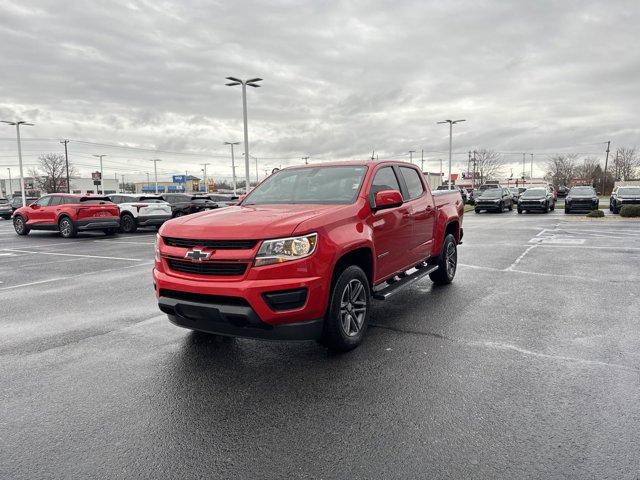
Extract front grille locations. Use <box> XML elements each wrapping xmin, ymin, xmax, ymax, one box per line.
<box><xmin>159</xmin><ymin>289</ymin><xmax>249</xmax><ymax>306</ymax></box>
<box><xmin>163</xmin><ymin>237</ymin><xmax>257</xmax><ymax>249</ymax></box>
<box><xmin>167</xmin><ymin>259</ymin><xmax>248</xmax><ymax>276</ymax></box>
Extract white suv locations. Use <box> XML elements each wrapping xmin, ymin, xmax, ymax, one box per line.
<box><xmin>108</xmin><ymin>194</ymin><xmax>172</xmax><ymax>233</ymax></box>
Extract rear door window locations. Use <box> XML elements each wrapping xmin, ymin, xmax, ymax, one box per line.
<box><xmin>399</xmin><ymin>167</ymin><xmax>425</xmax><ymax>200</ymax></box>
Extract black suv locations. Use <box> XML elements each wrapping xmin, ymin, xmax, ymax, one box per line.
<box><xmin>474</xmin><ymin>188</ymin><xmax>513</xmax><ymax>213</ymax></box>
<box><xmin>10</xmin><ymin>196</ymin><xmax>38</xmax><ymax>215</ymax></box>
<box><xmin>565</xmin><ymin>186</ymin><xmax>599</xmax><ymax>213</ymax></box>
<box><xmin>610</xmin><ymin>186</ymin><xmax>640</xmax><ymax>214</ymax></box>
<box><xmin>160</xmin><ymin>193</ymin><xmax>218</xmax><ymax>217</ymax></box>
<box><xmin>517</xmin><ymin>187</ymin><xmax>555</xmax><ymax>214</ymax></box>
<box><xmin>0</xmin><ymin>198</ymin><xmax>11</xmax><ymax>219</ymax></box>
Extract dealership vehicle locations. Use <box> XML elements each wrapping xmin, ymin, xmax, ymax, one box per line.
<box><xmin>0</xmin><ymin>198</ymin><xmax>11</xmax><ymax>219</ymax></box>
<box><xmin>154</xmin><ymin>161</ymin><xmax>464</xmax><ymax>351</ymax></box>
<box><xmin>160</xmin><ymin>193</ymin><xmax>219</xmax><ymax>217</ymax></box>
<box><xmin>108</xmin><ymin>194</ymin><xmax>172</xmax><ymax>233</ymax></box>
<box><xmin>557</xmin><ymin>186</ymin><xmax>570</xmax><ymax>198</ymax></box>
<box><xmin>10</xmin><ymin>196</ymin><xmax>38</xmax><ymax>213</ymax></box>
<box><xmin>517</xmin><ymin>187</ymin><xmax>555</xmax><ymax>214</ymax></box>
<box><xmin>436</xmin><ymin>185</ymin><xmax>467</xmax><ymax>203</ymax></box>
<box><xmin>610</xmin><ymin>186</ymin><xmax>640</xmax><ymax>214</ymax></box>
<box><xmin>565</xmin><ymin>186</ymin><xmax>599</xmax><ymax>213</ymax></box>
<box><xmin>194</xmin><ymin>193</ymin><xmax>239</xmax><ymax>208</ymax></box>
<box><xmin>474</xmin><ymin>188</ymin><xmax>513</xmax><ymax>213</ymax></box>
<box><xmin>12</xmin><ymin>194</ymin><xmax>120</xmax><ymax>237</ymax></box>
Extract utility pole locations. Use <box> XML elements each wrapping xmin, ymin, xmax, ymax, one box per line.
<box><xmin>146</xmin><ymin>172</ymin><xmax>150</xmax><ymax>191</ymax></box>
<box><xmin>302</xmin><ymin>156</ymin><xmax>309</xmax><ymax>165</ymax></box>
<box><xmin>1</xmin><ymin>120</ymin><xmax>33</xmax><ymax>206</ymax></box>
<box><xmin>225</xmin><ymin>76</ymin><xmax>262</xmax><ymax>193</ymax></box>
<box><xmin>121</xmin><ymin>174</ymin><xmax>125</xmax><ymax>193</ymax></box>
<box><xmin>421</xmin><ymin>149</ymin><xmax>424</xmax><ymax>172</ymax></box>
<box><xmin>371</xmin><ymin>150</ymin><xmax>376</xmax><ymax>161</ymax></box>
<box><xmin>468</xmin><ymin>151</ymin><xmax>471</xmax><ymax>177</ymax></box>
<box><xmin>437</xmin><ymin>119</ymin><xmax>465</xmax><ymax>189</ymax></box>
<box><xmin>255</xmin><ymin>155</ymin><xmax>259</xmax><ymax>184</ymax></box>
<box><xmin>439</xmin><ymin>159</ymin><xmax>443</xmax><ymax>185</ymax></box>
<box><xmin>60</xmin><ymin>139</ymin><xmax>71</xmax><ymax>193</ymax></box>
<box><xmin>200</xmin><ymin>162</ymin><xmax>210</xmax><ymax>193</ymax></box>
<box><xmin>93</xmin><ymin>154</ymin><xmax>107</xmax><ymax>194</ymax></box>
<box><xmin>602</xmin><ymin>141</ymin><xmax>611</xmax><ymax>194</ymax></box>
<box><xmin>224</xmin><ymin>142</ymin><xmax>240</xmax><ymax>195</ymax></box>
<box><xmin>472</xmin><ymin>150</ymin><xmax>477</xmax><ymax>190</ymax></box>
<box><xmin>409</xmin><ymin>150</ymin><xmax>415</xmax><ymax>164</ymax></box>
<box><xmin>7</xmin><ymin>168</ymin><xmax>12</xmax><ymax>197</ymax></box>
<box><xmin>149</xmin><ymin>159</ymin><xmax>161</xmax><ymax>194</ymax></box>
<box><xmin>522</xmin><ymin>153</ymin><xmax>526</xmax><ymax>182</ymax></box>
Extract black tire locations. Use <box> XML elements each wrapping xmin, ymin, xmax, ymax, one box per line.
<box><xmin>1</xmin><ymin>215</ymin><xmax>10</xmax><ymax>220</ymax></box>
<box><xmin>429</xmin><ymin>233</ymin><xmax>457</xmax><ymax>285</ymax></box>
<box><xmin>58</xmin><ymin>216</ymin><xmax>77</xmax><ymax>238</ymax></box>
<box><xmin>517</xmin><ymin>208</ymin><xmax>523</xmax><ymax>214</ymax></box>
<box><xmin>544</xmin><ymin>202</ymin><xmax>550</xmax><ymax>213</ymax></box>
<box><xmin>103</xmin><ymin>228</ymin><xmax>117</xmax><ymax>236</ymax></box>
<box><xmin>13</xmin><ymin>215</ymin><xmax>30</xmax><ymax>235</ymax></box>
<box><xmin>173</xmin><ymin>211</ymin><xmax>184</xmax><ymax>218</ymax></box>
<box><xmin>550</xmin><ymin>202</ymin><xmax>555</xmax><ymax>211</ymax></box>
<box><xmin>508</xmin><ymin>202</ymin><xmax>513</xmax><ymax>211</ymax></box>
<box><xmin>474</xmin><ymin>209</ymin><xmax>480</xmax><ymax>214</ymax></box>
<box><xmin>564</xmin><ymin>207</ymin><xmax>570</xmax><ymax>214</ymax></box>
<box><xmin>120</xmin><ymin>213</ymin><xmax>137</xmax><ymax>233</ymax></box>
<box><xmin>612</xmin><ymin>205</ymin><xmax>619</xmax><ymax>214</ymax></box>
<box><xmin>324</xmin><ymin>265</ymin><xmax>371</xmax><ymax>352</ymax></box>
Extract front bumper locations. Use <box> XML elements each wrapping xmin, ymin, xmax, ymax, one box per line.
<box><xmin>137</xmin><ymin>214</ymin><xmax>172</xmax><ymax>226</ymax></box>
<box><xmin>566</xmin><ymin>201</ymin><xmax>599</xmax><ymax>211</ymax></box>
<box><xmin>476</xmin><ymin>203</ymin><xmax>502</xmax><ymax>211</ymax></box>
<box><xmin>519</xmin><ymin>202</ymin><xmax>547</xmax><ymax>210</ymax></box>
<box><xmin>76</xmin><ymin>218</ymin><xmax>120</xmax><ymax>230</ymax></box>
<box><xmin>158</xmin><ymin>292</ymin><xmax>323</xmax><ymax>340</ymax></box>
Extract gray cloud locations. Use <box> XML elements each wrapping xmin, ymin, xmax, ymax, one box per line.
<box><xmin>0</xmin><ymin>0</ymin><xmax>638</xmax><ymax>180</ymax></box>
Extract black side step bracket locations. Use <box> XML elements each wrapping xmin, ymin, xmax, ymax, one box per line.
<box><xmin>372</xmin><ymin>264</ymin><xmax>438</xmax><ymax>300</ymax></box>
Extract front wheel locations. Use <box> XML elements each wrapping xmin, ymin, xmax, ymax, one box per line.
<box><xmin>517</xmin><ymin>208</ymin><xmax>523</xmax><ymax>214</ymax></box>
<box><xmin>323</xmin><ymin>265</ymin><xmax>371</xmax><ymax>352</ymax></box>
<box><xmin>120</xmin><ymin>213</ymin><xmax>137</xmax><ymax>233</ymax></box>
<box><xmin>173</xmin><ymin>211</ymin><xmax>184</xmax><ymax>218</ymax></box>
<box><xmin>564</xmin><ymin>207</ymin><xmax>570</xmax><ymax>214</ymax></box>
<box><xmin>429</xmin><ymin>234</ymin><xmax>457</xmax><ymax>285</ymax></box>
<box><xmin>474</xmin><ymin>209</ymin><xmax>480</xmax><ymax>214</ymax></box>
<box><xmin>103</xmin><ymin>228</ymin><xmax>117</xmax><ymax>236</ymax></box>
<box><xmin>13</xmin><ymin>215</ymin><xmax>30</xmax><ymax>235</ymax></box>
<box><xmin>545</xmin><ymin>202</ymin><xmax>550</xmax><ymax>213</ymax></box>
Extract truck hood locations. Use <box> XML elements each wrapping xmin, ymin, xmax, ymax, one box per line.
<box><xmin>160</xmin><ymin>204</ymin><xmax>338</xmax><ymax>240</ymax></box>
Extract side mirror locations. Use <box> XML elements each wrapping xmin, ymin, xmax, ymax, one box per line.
<box><xmin>30</xmin><ymin>203</ymin><xmax>39</xmax><ymax>209</ymax></box>
<box><xmin>373</xmin><ymin>190</ymin><xmax>403</xmax><ymax>210</ymax></box>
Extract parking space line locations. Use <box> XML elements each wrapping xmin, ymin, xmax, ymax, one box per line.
<box><xmin>0</xmin><ymin>262</ymin><xmax>153</xmax><ymax>291</ymax></box>
<box><xmin>1</xmin><ymin>249</ymin><xmax>143</xmax><ymax>261</ymax></box>
<box><xmin>93</xmin><ymin>240</ymin><xmax>154</xmax><ymax>245</ymax></box>
<box><xmin>505</xmin><ymin>245</ymin><xmax>537</xmax><ymax>271</ymax></box>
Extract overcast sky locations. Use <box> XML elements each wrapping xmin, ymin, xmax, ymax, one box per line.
<box><xmin>0</xmin><ymin>0</ymin><xmax>639</xmax><ymax>181</ymax></box>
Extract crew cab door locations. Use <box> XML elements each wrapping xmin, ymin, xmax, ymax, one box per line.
<box><xmin>368</xmin><ymin>166</ymin><xmax>412</xmax><ymax>282</ymax></box>
<box><xmin>28</xmin><ymin>195</ymin><xmax>52</xmax><ymax>225</ymax></box>
<box><xmin>398</xmin><ymin>166</ymin><xmax>436</xmax><ymax>261</ymax></box>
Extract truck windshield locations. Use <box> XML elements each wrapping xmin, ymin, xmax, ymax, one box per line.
<box><xmin>479</xmin><ymin>189</ymin><xmax>502</xmax><ymax>198</ymax></box>
<box><xmin>244</xmin><ymin>166</ymin><xmax>367</xmax><ymax>205</ymax></box>
<box><xmin>618</xmin><ymin>187</ymin><xmax>640</xmax><ymax>195</ymax></box>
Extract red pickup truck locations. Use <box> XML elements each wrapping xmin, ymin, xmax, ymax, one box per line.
<box><xmin>154</xmin><ymin>161</ymin><xmax>463</xmax><ymax>351</ymax></box>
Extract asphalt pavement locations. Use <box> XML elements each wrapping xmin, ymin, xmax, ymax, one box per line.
<box><xmin>1</xmin><ymin>211</ymin><xmax>639</xmax><ymax>479</ymax></box>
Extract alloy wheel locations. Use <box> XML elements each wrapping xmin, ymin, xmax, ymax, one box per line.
<box><xmin>339</xmin><ymin>279</ymin><xmax>367</xmax><ymax>337</ymax></box>
<box><xmin>445</xmin><ymin>242</ymin><xmax>457</xmax><ymax>278</ymax></box>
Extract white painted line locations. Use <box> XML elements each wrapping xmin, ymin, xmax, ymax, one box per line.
<box><xmin>1</xmin><ymin>249</ymin><xmax>142</xmax><ymax>261</ymax></box>
<box><xmin>93</xmin><ymin>240</ymin><xmax>154</xmax><ymax>245</ymax></box>
<box><xmin>505</xmin><ymin>245</ymin><xmax>537</xmax><ymax>271</ymax></box>
<box><xmin>0</xmin><ymin>253</ymin><xmax>16</xmax><ymax>256</ymax></box>
<box><xmin>0</xmin><ymin>262</ymin><xmax>153</xmax><ymax>291</ymax></box>
<box><xmin>458</xmin><ymin>263</ymin><xmax>597</xmax><ymax>281</ymax></box>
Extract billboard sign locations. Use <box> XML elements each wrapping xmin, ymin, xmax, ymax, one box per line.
<box><xmin>172</xmin><ymin>175</ymin><xmax>187</xmax><ymax>183</ymax></box>
<box><xmin>91</xmin><ymin>171</ymin><xmax>102</xmax><ymax>181</ymax></box>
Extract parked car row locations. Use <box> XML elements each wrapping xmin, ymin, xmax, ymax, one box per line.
<box><xmin>7</xmin><ymin>192</ymin><xmax>238</xmax><ymax>237</ymax></box>
<box><xmin>609</xmin><ymin>186</ymin><xmax>640</xmax><ymax>214</ymax></box>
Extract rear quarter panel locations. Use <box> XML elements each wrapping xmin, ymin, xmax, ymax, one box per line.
<box><xmin>431</xmin><ymin>190</ymin><xmax>463</xmax><ymax>256</ymax></box>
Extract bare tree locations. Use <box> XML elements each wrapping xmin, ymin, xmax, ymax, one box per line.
<box><xmin>544</xmin><ymin>154</ymin><xmax>577</xmax><ymax>187</ymax></box>
<box><xmin>29</xmin><ymin>153</ymin><xmax>75</xmax><ymax>193</ymax></box>
<box><xmin>611</xmin><ymin>147</ymin><xmax>639</xmax><ymax>181</ymax></box>
<box><xmin>473</xmin><ymin>149</ymin><xmax>503</xmax><ymax>184</ymax></box>
<box><xmin>575</xmin><ymin>156</ymin><xmax>601</xmax><ymax>181</ymax></box>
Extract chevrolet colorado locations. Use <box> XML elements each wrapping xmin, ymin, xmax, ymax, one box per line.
<box><xmin>154</xmin><ymin>161</ymin><xmax>463</xmax><ymax>351</ymax></box>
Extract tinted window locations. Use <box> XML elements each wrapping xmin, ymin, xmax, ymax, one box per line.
<box><xmin>371</xmin><ymin>167</ymin><xmax>401</xmax><ymax>197</ymax></box>
<box><xmin>399</xmin><ymin>167</ymin><xmax>425</xmax><ymax>200</ymax></box>
<box><xmin>109</xmin><ymin>195</ymin><xmax>123</xmax><ymax>204</ymax></box>
<box><xmin>35</xmin><ymin>196</ymin><xmax>52</xmax><ymax>207</ymax></box>
<box><xmin>49</xmin><ymin>196</ymin><xmax>63</xmax><ymax>206</ymax></box>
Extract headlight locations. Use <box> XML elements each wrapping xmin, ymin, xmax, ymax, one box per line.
<box><xmin>592</xmin><ymin>197</ymin><xmax>598</xmax><ymax>202</ymax></box>
<box><xmin>494</xmin><ymin>199</ymin><xmax>500</xmax><ymax>203</ymax></box>
<box><xmin>540</xmin><ymin>199</ymin><xmax>546</xmax><ymax>203</ymax></box>
<box><xmin>566</xmin><ymin>196</ymin><xmax>572</xmax><ymax>202</ymax></box>
<box><xmin>255</xmin><ymin>233</ymin><xmax>318</xmax><ymax>267</ymax></box>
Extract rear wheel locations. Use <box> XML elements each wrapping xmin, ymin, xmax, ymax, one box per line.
<box><xmin>324</xmin><ymin>265</ymin><xmax>371</xmax><ymax>352</ymax></box>
<box><xmin>173</xmin><ymin>211</ymin><xmax>184</xmax><ymax>218</ymax></box>
<box><xmin>429</xmin><ymin>234</ymin><xmax>457</xmax><ymax>285</ymax></box>
<box><xmin>545</xmin><ymin>202</ymin><xmax>550</xmax><ymax>213</ymax></box>
<box><xmin>517</xmin><ymin>208</ymin><xmax>523</xmax><ymax>214</ymax></box>
<box><xmin>120</xmin><ymin>213</ymin><xmax>137</xmax><ymax>233</ymax></box>
<box><xmin>58</xmin><ymin>216</ymin><xmax>77</xmax><ymax>238</ymax></box>
<box><xmin>104</xmin><ymin>228</ymin><xmax>117</xmax><ymax>236</ymax></box>
<box><xmin>13</xmin><ymin>215</ymin><xmax>29</xmax><ymax>235</ymax></box>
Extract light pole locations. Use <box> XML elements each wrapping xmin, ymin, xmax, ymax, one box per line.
<box><xmin>224</xmin><ymin>142</ymin><xmax>240</xmax><ymax>195</ymax></box>
<box><xmin>7</xmin><ymin>167</ymin><xmax>12</xmax><ymax>197</ymax></box>
<box><xmin>225</xmin><ymin>76</ymin><xmax>262</xmax><ymax>193</ymax></box>
<box><xmin>437</xmin><ymin>119</ymin><xmax>465</xmax><ymax>189</ymax></box>
<box><xmin>60</xmin><ymin>139</ymin><xmax>71</xmax><ymax>193</ymax></box>
<box><xmin>1</xmin><ymin>120</ymin><xmax>33</xmax><ymax>206</ymax></box>
<box><xmin>200</xmin><ymin>163</ymin><xmax>210</xmax><ymax>193</ymax></box>
<box><xmin>302</xmin><ymin>156</ymin><xmax>309</xmax><ymax>165</ymax></box>
<box><xmin>409</xmin><ymin>150</ymin><xmax>415</xmax><ymax>164</ymax></box>
<box><xmin>150</xmin><ymin>159</ymin><xmax>161</xmax><ymax>194</ymax></box>
<box><xmin>93</xmin><ymin>154</ymin><xmax>107</xmax><ymax>194</ymax></box>
<box><xmin>146</xmin><ymin>172</ymin><xmax>150</xmax><ymax>191</ymax></box>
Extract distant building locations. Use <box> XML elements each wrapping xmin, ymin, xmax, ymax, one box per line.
<box><xmin>0</xmin><ymin>176</ymin><xmax>118</xmax><ymax>197</ymax></box>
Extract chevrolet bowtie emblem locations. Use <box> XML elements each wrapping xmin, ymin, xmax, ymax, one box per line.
<box><xmin>184</xmin><ymin>249</ymin><xmax>210</xmax><ymax>261</ymax></box>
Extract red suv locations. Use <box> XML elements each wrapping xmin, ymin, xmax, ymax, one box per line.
<box><xmin>13</xmin><ymin>194</ymin><xmax>120</xmax><ymax>238</ymax></box>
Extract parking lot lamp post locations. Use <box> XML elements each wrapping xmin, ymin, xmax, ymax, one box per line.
<box><xmin>200</xmin><ymin>163</ymin><xmax>210</xmax><ymax>193</ymax></box>
<box><xmin>225</xmin><ymin>77</ymin><xmax>262</xmax><ymax>193</ymax></box>
<box><xmin>7</xmin><ymin>168</ymin><xmax>12</xmax><ymax>197</ymax></box>
<box><xmin>1</xmin><ymin>120</ymin><xmax>33</xmax><ymax>206</ymax></box>
<box><xmin>437</xmin><ymin>119</ymin><xmax>465</xmax><ymax>190</ymax></box>
<box><xmin>146</xmin><ymin>172</ymin><xmax>150</xmax><ymax>191</ymax></box>
<box><xmin>224</xmin><ymin>142</ymin><xmax>240</xmax><ymax>195</ymax></box>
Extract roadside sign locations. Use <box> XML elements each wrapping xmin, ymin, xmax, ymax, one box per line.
<box><xmin>173</xmin><ymin>175</ymin><xmax>187</xmax><ymax>183</ymax></box>
<box><xmin>91</xmin><ymin>171</ymin><xmax>102</xmax><ymax>181</ymax></box>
